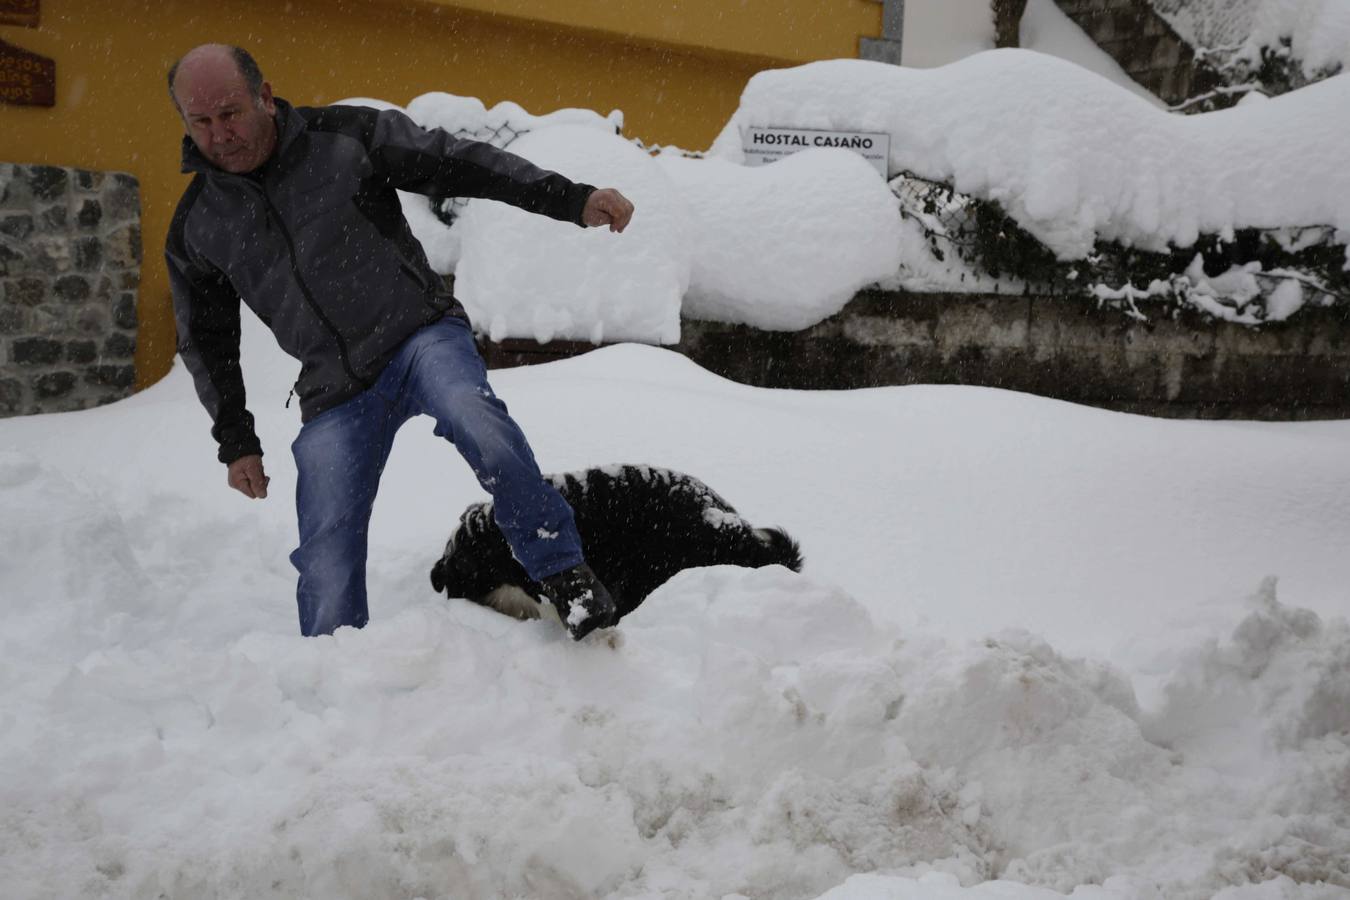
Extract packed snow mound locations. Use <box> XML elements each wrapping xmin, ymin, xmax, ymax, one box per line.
<box><xmin>1147</xmin><ymin>575</ymin><xmax>1350</xmax><ymax>757</ymax></box>
<box><xmin>657</xmin><ymin>149</ymin><xmax>904</xmax><ymax>330</ymax></box>
<box><xmin>0</xmin><ymin>451</ymin><xmax>152</xmax><ymax>658</ymax></box>
<box><xmin>0</xmin><ymin>542</ymin><xmax>997</xmax><ymax>898</ymax></box>
<box><xmin>455</xmin><ymin>124</ymin><xmax>689</xmax><ymax>344</ymax></box>
<box><xmin>709</xmin><ymin>50</ymin><xmax>1350</xmax><ymax>259</ymax></box>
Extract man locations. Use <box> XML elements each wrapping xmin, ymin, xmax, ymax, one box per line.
<box><xmin>166</xmin><ymin>44</ymin><xmax>633</xmax><ymax>639</ymax></box>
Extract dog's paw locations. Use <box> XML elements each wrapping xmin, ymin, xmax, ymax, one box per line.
<box><xmin>578</xmin><ymin>627</ymin><xmax>625</xmax><ymax>651</ymax></box>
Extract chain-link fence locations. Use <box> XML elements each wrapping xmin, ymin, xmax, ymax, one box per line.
<box><xmin>889</xmin><ymin>171</ymin><xmax>1063</xmax><ymax>285</ymax></box>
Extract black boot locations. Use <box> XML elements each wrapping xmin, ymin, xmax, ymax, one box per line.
<box><xmin>540</xmin><ymin>563</ymin><xmax>617</xmax><ymax>641</ymax></box>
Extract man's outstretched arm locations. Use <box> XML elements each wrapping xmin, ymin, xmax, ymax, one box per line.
<box><xmin>314</xmin><ymin>104</ymin><xmax>632</xmax><ymax>228</ymax></box>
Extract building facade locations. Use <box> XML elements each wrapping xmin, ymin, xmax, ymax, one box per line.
<box><xmin>1</xmin><ymin>0</ymin><xmax>884</xmax><ymax>395</ymax></box>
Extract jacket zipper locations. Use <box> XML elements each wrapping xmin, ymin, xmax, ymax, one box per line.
<box><xmin>258</xmin><ymin>186</ymin><xmax>368</xmax><ymax>391</ymax></box>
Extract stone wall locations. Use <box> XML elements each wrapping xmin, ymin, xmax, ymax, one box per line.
<box><xmin>0</xmin><ymin>163</ymin><xmax>141</xmax><ymax>418</ymax></box>
<box><xmin>675</xmin><ymin>291</ymin><xmax>1350</xmax><ymax>420</ymax></box>
<box><xmin>479</xmin><ymin>290</ymin><xmax>1350</xmax><ymax>421</ymax></box>
<box><xmin>1050</xmin><ymin>0</ymin><xmax>1223</xmax><ymax>105</ymax></box>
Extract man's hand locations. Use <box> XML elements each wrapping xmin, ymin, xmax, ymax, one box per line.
<box><xmin>582</xmin><ymin>188</ymin><xmax>635</xmax><ymax>233</ymax></box>
<box><xmin>227</xmin><ymin>454</ymin><xmax>270</xmax><ymax>499</ymax></box>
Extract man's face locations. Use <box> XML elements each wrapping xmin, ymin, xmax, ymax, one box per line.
<box><xmin>173</xmin><ymin>56</ymin><xmax>277</xmax><ymax>174</ymax></box>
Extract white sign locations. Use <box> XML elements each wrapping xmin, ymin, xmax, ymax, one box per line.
<box><xmin>743</xmin><ymin>127</ymin><xmax>891</xmax><ymax>178</ymax></box>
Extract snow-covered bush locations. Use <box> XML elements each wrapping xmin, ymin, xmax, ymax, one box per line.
<box><xmin>715</xmin><ymin>50</ymin><xmax>1350</xmax><ymax>324</ymax></box>
<box><xmin>893</xmin><ymin>172</ymin><xmax>1348</xmax><ymax>324</ymax></box>
<box><xmin>1154</xmin><ymin>0</ymin><xmax>1348</xmax><ymax>106</ymax></box>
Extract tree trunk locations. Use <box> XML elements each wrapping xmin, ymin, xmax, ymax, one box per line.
<box><xmin>994</xmin><ymin>0</ymin><xmax>1029</xmax><ymax>48</ymax></box>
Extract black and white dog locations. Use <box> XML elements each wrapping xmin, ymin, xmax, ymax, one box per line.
<box><xmin>430</xmin><ymin>464</ymin><xmax>803</xmax><ymax>625</ymax></box>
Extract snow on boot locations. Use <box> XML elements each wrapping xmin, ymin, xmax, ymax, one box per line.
<box><xmin>541</xmin><ymin>563</ymin><xmax>617</xmax><ymax>641</ymax></box>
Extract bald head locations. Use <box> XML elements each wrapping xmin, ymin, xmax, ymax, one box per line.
<box><xmin>169</xmin><ymin>44</ymin><xmax>264</xmax><ymax>110</ymax></box>
<box><xmin>169</xmin><ymin>44</ymin><xmax>278</xmax><ymax>174</ymax></box>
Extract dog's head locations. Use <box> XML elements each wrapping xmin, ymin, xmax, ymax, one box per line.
<box><xmin>430</xmin><ymin>502</ymin><xmax>532</xmax><ymax>604</ymax></box>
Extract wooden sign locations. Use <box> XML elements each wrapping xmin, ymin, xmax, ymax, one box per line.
<box><xmin>0</xmin><ymin>0</ymin><xmax>39</xmax><ymax>28</ymax></box>
<box><xmin>0</xmin><ymin>39</ymin><xmax>54</xmax><ymax>107</ymax></box>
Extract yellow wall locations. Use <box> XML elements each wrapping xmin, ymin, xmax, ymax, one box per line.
<box><xmin>0</xmin><ymin>0</ymin><xmax>881</xmax><ymax>388</ymax></box>
<box><xmin>415</xmin><ymin>0</ymin><xmax>882</xmax><ymax>65</ymax></box>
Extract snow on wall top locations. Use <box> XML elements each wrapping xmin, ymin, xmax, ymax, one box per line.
<box><xmin>709</xmin><ymin>50</ymin><xmax>1350</xmax><ymax>259</ymax></box>
<box><xmin>1152</xmin><ymin>0</ymin><xmax>1350</xmax><ymax>77</ymax></box>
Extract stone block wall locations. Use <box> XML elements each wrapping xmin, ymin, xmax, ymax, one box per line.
<box><xmin>1051</xmin><ymin>0</ymin><xmax>1223</xmax><ymax>105</ymax></box>
<box><xmin>0</xmin><ymin>163</ymin><xmax>141</xmax><ymax>417</ymax></box>
<box><xmin>676</xmin><ymin>291</ymin><xmax>1350</xmax><ymax>420</ymax></box>
<box><xmin>479</xmin><ymin>290</ymin><xmax>1350</xmax><ymax>421</ymax></box>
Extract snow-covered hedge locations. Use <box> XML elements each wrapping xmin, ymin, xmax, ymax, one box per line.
<box><xmin>710</xmin><ymin>50</ymin><xmax>1349</xmax><ymax>260</ymax></box>
<box><xmin>710</xmin><ymin>50</ymin><xmax>1349</xmax><ymax>323</ymax></box>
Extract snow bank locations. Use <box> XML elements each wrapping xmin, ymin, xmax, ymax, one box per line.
<box><xmin>4</xmin><ymin>309</ymin><xmax>1350</xmax><ymax>898</ymax></box>
<box><xmin>455</xmin><ymin>125</ymin><xmax>689</xmax><ymax>345</ymax></box>
<box><xmin>657</xmin><ymin>150</ymin><xmax>903</xmax><ymax>330</ymax></box>
<box><xmin>709</xmin><ymin>50</ymin><xmax>1350</xmax><ymax>260</ymax></box>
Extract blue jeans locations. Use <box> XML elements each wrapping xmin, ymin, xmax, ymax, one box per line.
<box><xmin>288</xmin><ymin>316</ymin><xmax>584</xmax><ymax>636</ymax></box>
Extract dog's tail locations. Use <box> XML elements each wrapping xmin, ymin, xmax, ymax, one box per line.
<box><xmin>753</xmin><ymin>526</ymin><xmax>804</xmax><ymax>572</ymax></box>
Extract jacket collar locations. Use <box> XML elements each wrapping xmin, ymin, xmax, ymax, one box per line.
<box><xmin>179</xmin><ymin>96</ymin><xmax>304</xmax><ymax>177</ymax></box>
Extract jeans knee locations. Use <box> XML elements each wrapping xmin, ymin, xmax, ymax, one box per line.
<box><xmin>431</xmin><ymin>384</ymin><xmax>510</xmax><ymax>440</ymax></box>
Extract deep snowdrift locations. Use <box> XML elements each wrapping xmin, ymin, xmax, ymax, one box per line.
<box><xmin>2</xmin><ymin>317</ymin><xmax>1349</xmax><ymax>899</ymax></box>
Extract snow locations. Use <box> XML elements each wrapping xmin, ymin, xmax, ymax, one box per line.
<box><xmin>1248</xmin><ymin>0</ymin><xmax>1350</xmax><ymax>76</ymax></box>
<box><xmin>1019</xmin><ymin>0</ymin><xmax>1164</xmax><ymax>106</ymax></box>
<box><xmin>655</xmin><ymin>149</ymin><xmax>903</xmax><ymax>331</ymax></box>
<box><xmin>1153</xmin><ymin>0</ymin><xmax>1350</xmax><ymax>78</ymax></box>
<box><xmin>454</xmin><ymin>124</ymin><xmax>688</xmax><ymax>345</ymax></box>
<box><xmin>9</xmin><ymin>38</ymin><xmax>1350</xmax><ymax>896</ymax></box>
<box><xmin>349</xmin><ymin>51</ymin><xmax>1345</xmax><ymax>335</ymax></box>
<box><xmin>709</xmin><ymin>50</ymin><xmax>1350</xmax><ymax>261</ymax></box>
<box><xmin>3</xmin><ymin>313</ymin><xmax>1350</xmax><ymax>899</ymax></box>
<box><xmin>1152</xmin><ymin>0</ymin><xmax>1259</xmax><ymax>51</ymax></box>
